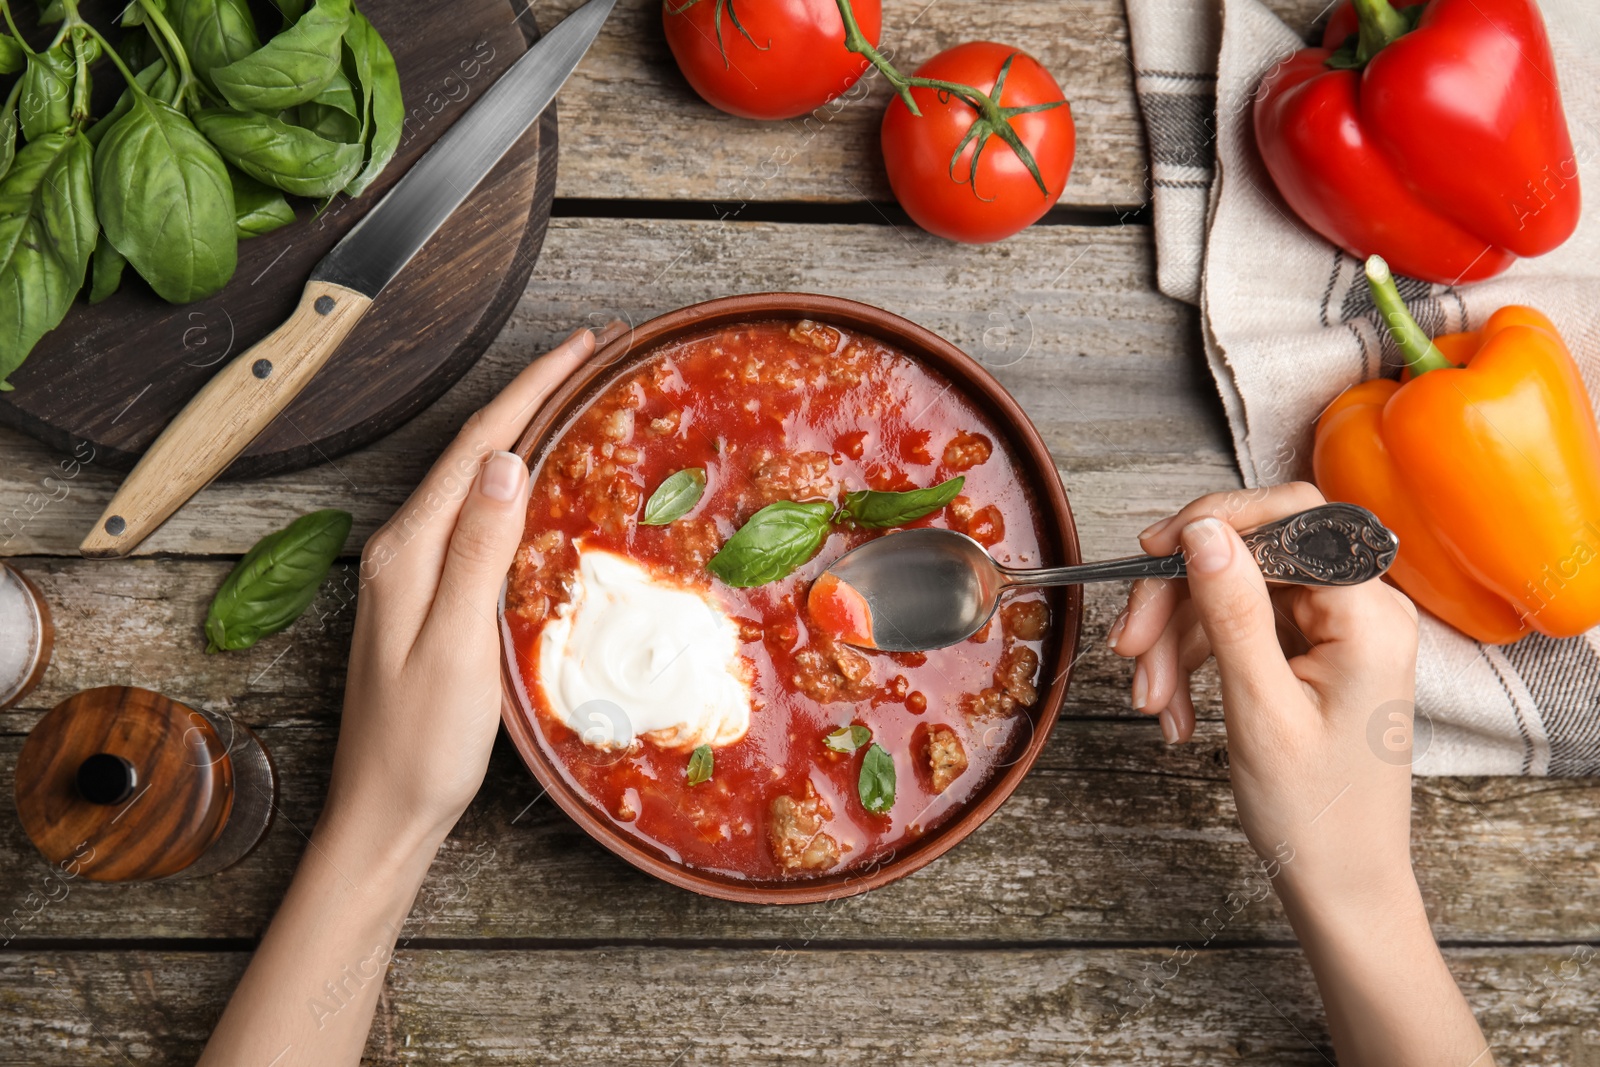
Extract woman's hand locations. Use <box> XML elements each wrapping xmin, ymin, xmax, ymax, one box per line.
<box><xmin>1109</xmin><ymin>482</ymin><xmax>1492</xmax><ymax>1066</ymax></box>
<box><xmin>322</xmin><ymin>325</ymin><xmax>610</xmax><ymax>853</ymax></box>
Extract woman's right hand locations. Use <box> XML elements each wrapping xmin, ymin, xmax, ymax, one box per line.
<box><xmin>1108</xmin><ymin>482</ymin><xmax>1422</xmax><ymax>910</ymax></box>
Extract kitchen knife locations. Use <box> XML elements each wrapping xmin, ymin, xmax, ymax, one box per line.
<box><xmin>80</xmin><ymin>0</ymin><xmax>618</xmax><ymax>559</ymax></box>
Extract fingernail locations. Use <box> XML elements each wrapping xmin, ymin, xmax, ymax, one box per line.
<box><xmin>1159</xmin><ymin>709</ymin><xmax>1179</xmax><ymax>745</ymax></box>
<box><xmin>593</xmin><ymin>319</ymin><xmax>630</xmax><ymax>347</ymax></box>
<box><xmin>1182</xmin><ymin>518</ymin><xmax>1233</xmax><ymax>574</ymax></box>
<box><xmin>480</xmin><ymin>450</ymin><xmax>527</xmax><ymax>502</ymax></box>
<box><xmin>1131</xmin><ymin>664</ymin><xmax>1148</xmax><ymax>710</ymax></box>
<box><xmin>1106</xmin><ymin>609</ymin><xmax>1128</xmax><ymax>651</ymax></box>
<box><xmin>1139</xmin><ymin>514</ymin><xmax>1176</xmax><ymax>541</ymax></box>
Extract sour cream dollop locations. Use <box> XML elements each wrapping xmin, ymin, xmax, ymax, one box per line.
<box><xmin>537</xmin><ymin>546</ymin><xmax>751</xmax><ymax>751</ymax></box>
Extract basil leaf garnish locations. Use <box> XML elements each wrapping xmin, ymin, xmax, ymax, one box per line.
<box><xmin>843</xmin><ymin>476</ymin><xmax>964</xmax><ymax>529</ymax></box>
<box><xmin>641</xmin><ymin>468</ymin><xmax>706</xmax><ymax>526</ymax></box>
<box><xmin>687</xmin><ymin>744</ymin><xmax>713</xmax><ymax>785</ymax></box>
<box><xmin>205</xmin><ymin>509</ymin><xmax>352</xmax><ymax>653</ymax></box>
<box><xmin>858</xmin><ymin>743</ymin><xmax>896</xmax><ymax>814</ymax></box>
<box><xmin>824</xmin><ymin>725</ymin><xmax>871</xmax><ymax>753</ymax></box>
<box><xmin>708</xmin><ymin>500</ymin><xmax>833</xmax><ymax>588</ymax></box>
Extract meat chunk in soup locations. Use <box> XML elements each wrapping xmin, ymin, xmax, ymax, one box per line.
<box><xmin>768</xmin><ymin>782</ymin><xmax>842</xmax><ymax>871</ymax></box>
<box><xmin>925</xmin><ymin>725</ymin><xmax>968</xmax><ymax>794</ymax></box>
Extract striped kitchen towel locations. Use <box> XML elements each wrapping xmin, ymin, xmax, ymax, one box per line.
<box><xmin>1123</xmin><ymin>0</ymin><xmax>1600</xmax><ymax>775</ymax></box>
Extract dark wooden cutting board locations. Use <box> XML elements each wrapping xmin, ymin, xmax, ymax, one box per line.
<box><xmin>0</xmin><ymin>0</ymin><xmax>557</xmax><ymax>479</ymax></box>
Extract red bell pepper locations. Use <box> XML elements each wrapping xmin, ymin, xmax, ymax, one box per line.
<box><xmin>1253</xmin><ymin>0</ymin><xmax>1580</xmax><ymax>285</ymax></box>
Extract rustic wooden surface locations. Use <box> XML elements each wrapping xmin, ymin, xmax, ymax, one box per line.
<box><xmin>3</xmin><ymin>0</ymin><xmax>1597</xmax><ymax>1062</ymax></box>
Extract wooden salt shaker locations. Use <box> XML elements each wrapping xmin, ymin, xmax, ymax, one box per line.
<box><xmin>0</xmin><ymin>562</ymin><xmax>52</xmax><ymax>708</ymax></box>
<box><xmin>14</xmin><ymin>686</ymin><xmax>277</xmax><ymax>881</ymax></box>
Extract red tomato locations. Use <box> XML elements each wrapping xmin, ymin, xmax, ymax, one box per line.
<box><xmin>880</xmin><ymin>42</ymin><xmax>1074</xmax><ymax>243</ymax></box>
<box><xmin>662</xmin><ymin>0</ymin><xmax>882</xmax><ymax>121</ymax></box>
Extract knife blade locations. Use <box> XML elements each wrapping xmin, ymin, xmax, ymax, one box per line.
<box><xmin>80</xmin><ymin>0</ymin><xmax>618</xmax><ymax>559</ymax></box>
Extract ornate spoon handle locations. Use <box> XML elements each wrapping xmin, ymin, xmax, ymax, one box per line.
<box><xmin>1003</xmin><ymin>503</ymin><xmax>1399</xmax><ymax>588</ymax></box>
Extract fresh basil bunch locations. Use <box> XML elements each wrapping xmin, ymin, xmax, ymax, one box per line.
<box><xmin>0</xmin><ymin>0</ymin><xmax>404</xmax><ymax>390</ymax></box>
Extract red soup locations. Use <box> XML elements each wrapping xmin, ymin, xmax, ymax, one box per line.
<box><xmin>504</xmin><ymin>319</ymin><xmax>1053</xmax><ymax>881</ymax></box>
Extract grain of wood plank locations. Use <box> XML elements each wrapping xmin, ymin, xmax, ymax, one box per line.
<box><xmin>1</xmin><ymin>722</ymin><xmax>1594</xmax><ymax>944</ymax></box>
<box><xmin>0</xmin><ymin>217</ymin><xmax>1231</xmax><ymax>561</ymax></box>
<box><xmin>1</xmin><ymin>946</ymin><xmax>1595</xmax><ymax>1065</ymax></box>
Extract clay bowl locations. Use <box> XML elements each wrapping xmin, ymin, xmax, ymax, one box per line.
<box><xmin>500</xmin><ymin>293</ymin><xmax>1083</xmax><ymax>904</ymax></box>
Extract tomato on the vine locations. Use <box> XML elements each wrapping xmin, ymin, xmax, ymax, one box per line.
<box><xmin>880</xmin><ymin>42</ymin><xmax>1074</xmax><ymax>244</ymax></box>
<box><xmin>662</xmin><ymin>0</ymin><xmax>883</xmax><ymax>121</ymax></box>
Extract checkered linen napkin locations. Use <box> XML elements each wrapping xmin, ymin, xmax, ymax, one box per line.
<box><xmin>1122</xmin><ymin>0</ymin><xmax>1600</xmax><ymax>774</ymax></box>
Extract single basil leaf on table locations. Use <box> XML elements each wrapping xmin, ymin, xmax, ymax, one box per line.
<box><xmin>205</xmin><ymin>509</ymin><xmax>353</xmax><ymax>653</ymax></box>
<box><xmin>88</xmin><ymin>237</ymin><xmax>126</xmax><ymax>304</ymax></box>
<box><xmin>641</xmin><ymin>468</ymin><xmax>706</xmax><ymax>525</ymax></box>
<box><xmin>194</xmin><ymin>106</ymin><xmax>363</xmax><ymax>197</ymax></box>
<box><xmin>843</xmin><ymin>475</ymin><xmax>964</xmax><ymax>529</ymax></box>
<box><xmin>210</xmin><ymin>0</ymin><xmax>352</xmax><ymax>112</ymax></box>
<box><xmin>95</xmin><ymin>94</ymin><xmax>238</xmax><ymax>303</ymax></box>
<box><xmin>824</xmin><ymin>724</ymin><xmax>871</xmax><ymax>754</ymax></box>
<box><xmin>0</xmin><ymin>132</ymin><xmax>96</xmax><ymax>389</ymax></box>
<box><xmin>858</xmin><ymin>743</ymin><xmax>896</xmax><ymax>814</ymax></box>
<box><xmin>707</xmin><ymin>500</ymin><xmax>833</xmax><ymax>588</ymax></box>
<box><xmin>0</xmin><ymin>34</ymin><xmax>25</xmax><ymax>75</ymax></box>
<box><xmin>340</xmin><ymin>6</ymin><xmax>401</xmax><ymax>197</ymax></box>
<box><xmin>170</xmin><ymin>0</ymin><xmax>262</xmax><ymax>91</ymax></box>
<box><xmin>18</xmin><ymin>43</ymin><xmax>75</xmax><ymax>141</ymax></box>
<box><xmin>229</xmin><ymin>166</ymin><xmax>296</xmax><ymax>238</ymax></box>
<box><xmin>686</xmin><ymin>744</ymin><xmax>713</xmax><ymax>785</ymax></box>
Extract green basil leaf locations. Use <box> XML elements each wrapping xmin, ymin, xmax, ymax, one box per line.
<box><xmin>707</xmin><ymin>500</ymin><xmax>833</xmax><ymax>588</ymax></box>
<box><xmin>641</xmin><ymin>468</ymin><xmax>706</xmax><ymax>525</ymax></box>
<box><xmin>230</xmin><ymin>166</ymin><xmax>296</xmax><ymax>237</ymax></box>
<box><xmin>19</xmin><ymin>44</ymin><xmax>74</xmax><ymax>142</ymax></box>
<box><xmin>88</xmin><ymin>59</ymin><xmax>175</xmax><ymax>147</ymax></box>
<box><xmin>294</xmin><ymin>99</ymin><xmax>361</xmax><ymax>143</ymax></box>
<box><xmin>858</xmin><ymin>743</ymin><xmax>896</xmax><ymax>814</ymax></box>
<box><xmin>35</xmin><ymin>0</ymin><xmax>64</xmax><ymax>26</ymax></box>
<box><xmin>0</xmin><ymin>35</ymin><xmax>25</xmax><ymax>75</ymax></box>
<box><xmin>171</xmin><ymin>0</ymin><xmax>262</xmax><ymax>91</ymax></box>
<box><xmin>95</xmin><ymin>95</ymin><xmax>237</xmax><ymax>304</ymax></box>
<box><xmin>205</xmin><ymin>508</ymin><xmax>352</xmax><ymax>652</ymax></box>
<box><xmin>271</xmin><ymin>0</ymin><xmax>308</xmax><ymax>23</ymax></box>
<box><xmin>686</xmin><ymin>744</ymin><xmax>713</xmax><ymax>785</ymax></box>
<box><xmin>0</xmin><ymin>132</ymin><xmax>95</xmax><ymax>390</ymax></box>
<box><xmin>211</xmin><ymin>0</ymin><xmax>351</xmax><ymax>112</ymax></box>
<box><xmin>0</xmin><ymin>106</ymin><xmax>16</xmax><ymax>182</ymax></box>
<box><xmin>88</xmin><ymin>236</ymin><xmax>125</xmax><ymax>304</ymax></box>
<box><xmin>117</xmin><ymin>26</ymin><xmax>162</xmax><ymax>68</ymax></box>
<box><xmin>194</xmin><ymin>105</ymin><xmax>363</xmax><ymax>197</ymax></box>
<box><xmin>843</xmin><ymin>476</ymin><xmax>964</xmax><ymax>529</ymax></box>
<box><xmin>340</xmin><ymin>7</ymin><xmax>401</xmax><ymax>197</ymax></box>
<box><xmin>824</xmin><ymin>724</ymin><xmax>871</xmax><ymax>754</ymax></box>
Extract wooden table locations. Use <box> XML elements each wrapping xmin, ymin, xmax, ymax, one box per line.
<box><xmin>3</xmin><ymin>1</ymin><xmax>1596</xmax><ymax>1062</ymax></box>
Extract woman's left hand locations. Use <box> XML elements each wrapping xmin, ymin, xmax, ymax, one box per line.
<box><xmin>322</xmin><ymin>325</ymin><xmax>610</xmax><ymax>852</ymax></box>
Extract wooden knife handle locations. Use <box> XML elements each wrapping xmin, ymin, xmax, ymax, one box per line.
<box><xmin>80</xmin><ymin>281</ymin><xmax>373</xmax><ymax>559</ymax></box>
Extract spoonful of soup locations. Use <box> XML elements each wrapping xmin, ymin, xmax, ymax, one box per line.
<box><xmin>809</xmin><ymin>503</ymin><xmax>1398</xmax><ymax>652</ymax></box>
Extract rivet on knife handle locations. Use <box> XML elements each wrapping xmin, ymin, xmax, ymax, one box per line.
<box><xmin>80</xmin><ymin>281</ymin><xmax>372</xmax><ymax>559</ymax></box>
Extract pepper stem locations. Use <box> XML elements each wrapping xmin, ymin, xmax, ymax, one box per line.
<box><xmin>1364</xmin><ymin>255</ymin><xmax>1453</xmax><ymax>376</ymax></box>
<box><xmin>1351</xmin><ymin>0</ymin><xmax>1410</xmax><ymax>64</ymax></box>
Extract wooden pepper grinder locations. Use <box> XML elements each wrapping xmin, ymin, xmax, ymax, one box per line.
<box><xmin>14</xmin><ymin>686</ymin><xmax>277</xmax><ymax>881</ymax></box>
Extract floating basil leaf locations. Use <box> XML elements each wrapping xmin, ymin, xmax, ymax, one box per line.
<box><xmin>686</xmin><ymin>744</ymin><xmax>713</xmax><ymax>785</ymax></box>
<box><xmin>88</xmin><ymin>237</ymin><xmax>125</xmax><ymax>304</ymax></box>
<box><xmin>230</xmin><ymin>167</ymin><xmax>296</xmax><ymax>237</ymax></box>
<box><xmin>95</xmin><ymin>94</ymin><xmax>237</xmax><ymax>303</ymax></box>
<box><xmin>341</xmin><ymin>6</ymin><xmax>401</xmax><ymax>197</ymax></box>
<box><xmin>170</xmin><ymin>0</ymin><xmax>260</xmax><ymax>90</ymax></box>
<box><xmin>0</xmin><ymin>133</ymin><xmax>95</xmax><ymax>390</ymax></box>
<box><xmin>19</xmin><ymin>43</ymin><xmax>74</xmax><ymax>142</ymax></box>
<box><xmin>843</xmin><ymin>476</ymin><xmax>964</xmax><ymax>529</ymax></box>
<box><xmin>824</xmin><ymin>724</ymin><xmax>871</xmax><ymax>754</ymax></box>
<box><xmin>205</xmin><ymin>509</ymin><xmax>353</xmax><ymax>652</ymax></box>
<box><xmin>211</xmin><ymin>0</ymin><xmax>351</xmax><ymax>112</ymax></box>
<box><xmin>707</xmin><ymin>500</ymin><xmax>833</xmax><ymax>588</ymax></box>
<box><xmin>194</xmin><ymin>106</ymin><xmax>363</xmax><ymax>197</ymax></box>
<box><xmin>858</xmin><ymin>743</ymin><xmax>896</xmax><ymax>814</ymax></box>
<box><xmin>641</xmin><ymin>468</ymin><xmax>706</xmax><ymax>526</ymax></box>
<box><xmin>0</xmin><ymin>34</ymin><xmax>24</xmax><ymax>75</ymax></box>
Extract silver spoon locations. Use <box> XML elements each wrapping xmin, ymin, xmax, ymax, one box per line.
<box><xmin>812</xmin><ymin>502</ymin><xmax>1399</xmax><ymax>652</ymax></box>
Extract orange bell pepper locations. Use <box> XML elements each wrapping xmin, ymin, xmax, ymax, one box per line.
<box><xmin>1313</xmin><ymin>256</ymin><xmax>1600</xmax><ymax>643</ymax></box>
